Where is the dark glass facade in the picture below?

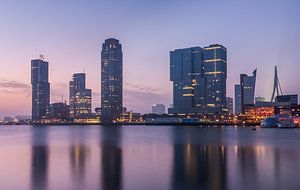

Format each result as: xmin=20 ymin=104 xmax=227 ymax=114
xmin=31 ymin=59 xmax=50 ymax=120
xmin=275 ymin=95 xmax=298 ymax=105
xmin=203 ymin=44 xmax=227 ymax=113
xmin=46 ymin=102 xmax=69 ymax=119
xmin=226 ymin=97 xmax=233 ymax=115
xmin=240 ymin=69 xmax=257 ymax=114
xmin=101 ymin=38 xmax=123 ymax=123
xmin=234 ymin=84 xmax=242 ymax=114
xmin=169 ymin=47 xmax=205 ymax=114
xmin=169 ymin=44 xmax=227 ymax=115
xmin=69 ymin=73 xmax=92 ymax=118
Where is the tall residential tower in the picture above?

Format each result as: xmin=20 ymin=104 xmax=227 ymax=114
xmin=169 ymin=44 xmax=227 ymax=115
xmin=31 ymin=57 xmax=50 ymax=121
xmin=101 ymin=38 xmax=123 ymax=123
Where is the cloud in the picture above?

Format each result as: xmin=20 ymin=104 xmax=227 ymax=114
xmin=0 ymin=79 xmax=30 ymax=89
xmin=124 ymin=82 xmax=159 ymax=92
xmin=0 ymin=79 xmax=31 ymax=97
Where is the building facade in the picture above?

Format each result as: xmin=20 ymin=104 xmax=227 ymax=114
xmin=275 ymin=95 xmax=298 ymax=105
xmin=203 ymin=44 xmax=227 ymax=113
xmin=101 ymin=38 xmax=123 ymax=123
xmin=69 ymin=73 xmax=92 ymax=119
xmin=226 ymin=97 xmax=233 ymax=115
xmin=240 ymin=69 xmax=257 ymax=114
xmin=275 ymin=104 xmax=300 ymax=116
xmin=234 ymin=84 xmax=242 ymax=114
xmin=169 ymin=47 xmax=205 ymax=114
xmin=31 ymin=58 xmax=50 ymax=121
xmin=46 ymin=102 xmax=69 ymax=120
xmin=169 ymin=44 xmax=227 ymax=115
xmin=245 ymin=106 xmax=275 ymax=121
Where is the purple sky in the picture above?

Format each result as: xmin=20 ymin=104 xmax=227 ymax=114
xmin=0 ymin=0 xmax=299 ymax=118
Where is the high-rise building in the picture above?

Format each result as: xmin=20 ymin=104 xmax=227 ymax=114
xmin=226 ymin=97 xmax=233 ymax=115
xmin=234 ymin=84 xmax=242 ymax=114
xmin=31 ymin=58 xmax=50 ymax=121
xmin=69 ymin=73 xmax=92 ymax=119
xmin=240 ymin=69 xmax=257 ymax=113
xmin=169 ymin=47 xmax=205 ymax=114
xmin=203 ymin=44 xmax=227 ymax=113
xmin=169 ymin=44 xmax=227 ymax=115
xmin=101 ymin=38 xmax=123 ymax=123
xmin=152 ymin=104 xmax=166 ymax=115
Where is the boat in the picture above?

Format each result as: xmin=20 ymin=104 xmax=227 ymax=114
xmin=261 ymin=117 xmax=278 ymax=128
xmin=278 ymin=118 xmax=296 ymax=128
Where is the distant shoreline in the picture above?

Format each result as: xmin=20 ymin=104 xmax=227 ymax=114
xmin=1 ymin=122 xmax=260 ymax=126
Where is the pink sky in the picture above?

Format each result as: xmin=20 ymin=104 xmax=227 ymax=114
xmin=0 ymin=1 xmax=299 ymax=118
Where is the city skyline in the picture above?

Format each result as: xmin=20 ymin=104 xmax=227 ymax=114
xmin=0 ymin=1 xmax=300 ymax=118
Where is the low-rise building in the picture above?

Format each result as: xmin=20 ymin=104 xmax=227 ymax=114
xmin=245 ymin=106 xmax=275 ymax=122
xmin=152 ymin=104 xmax=166 ymax=115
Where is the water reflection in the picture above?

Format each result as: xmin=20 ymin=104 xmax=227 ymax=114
xmin=100 ymin=126 xmax=123 ymax=190
xmin=18 ymin=126 xmax=300 ymax=190
xmin=31 ymin=126 xmax=49 ymax=190
xmin=170 ymin=127 xmax=227 ymax=190
xmin=69 ymin=127 xmax=90 ymax=189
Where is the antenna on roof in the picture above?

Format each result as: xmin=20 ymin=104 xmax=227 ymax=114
xmin=39 ymin=54 xmax=45 ymax=60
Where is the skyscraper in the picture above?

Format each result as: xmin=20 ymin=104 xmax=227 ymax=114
xmin=234 ymin=84 xmax=242 ymax=114
xmin=169 ymin=44 xmax=227 ymax=115
xmin=69 ymin=73 xmax=92 ymax=119
xmin=203 ymin=44 xmax=227 ymax=113
xmin=169 ymin=47 xmax=205 ymax=114
xmin=31 ymin=57 xmax=50 ymax=121
xmin=240 ymin=69 xmax=257 ymax=113
xmin=101 ymin=38 xmax=123 ymax=123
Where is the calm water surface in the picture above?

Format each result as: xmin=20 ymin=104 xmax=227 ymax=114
xmin=0 ymin=125 xmax=300 ymax=190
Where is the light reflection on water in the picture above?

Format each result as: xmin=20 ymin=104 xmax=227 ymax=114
xmin=0 ymin=125 xmax=300 ymax=190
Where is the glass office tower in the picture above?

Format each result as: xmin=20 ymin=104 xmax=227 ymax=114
xmin=31 ymin=58 xmax=50 ymax=121
xmin=240 ymin=69 xmax=257 ymax=113
xmin=69 ymin=73 xmax=92 ymax=118
xmin=203 ymin=44 xmax=227 ymax=113
xmin=101 ymin=38 xmax=123 ymax=123
xmin=169 ymin=47 xmax=205 ymax=114
xmin=169 ymin=44 xmax=227 ymax=115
